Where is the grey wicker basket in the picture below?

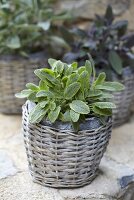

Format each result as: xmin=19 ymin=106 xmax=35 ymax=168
xmin=22 ymin=101 xmax=112 ymax=188
xmin=0 ymin=52 xmax=47 ymax=114
xmin=112 ymin=66 xmax=134 ymax=127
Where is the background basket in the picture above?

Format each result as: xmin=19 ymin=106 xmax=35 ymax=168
xmin=22 ymin=101 xmax=112 ymax=188
xmin=0 ymin=53 xmax=47 ymax=114
xmin=112 ymin=67 xmax=134 ymax=127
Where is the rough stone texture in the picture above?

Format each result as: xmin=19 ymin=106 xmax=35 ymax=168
xmin=0 ymin=113 xmax=134 ymax=199
xmin=106 ymin=120 xmax=134 ymax=170
xmin=0 ymin=172 xmax=63 ymax=200
xmin=56 ymin=0 xmax=134 ymax=30
xmin=0 ymin=150 xmax=17 ymax=179
xmin=0 ymin=115 xmax=27 ymax=171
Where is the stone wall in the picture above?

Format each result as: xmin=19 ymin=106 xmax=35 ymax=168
xmin=55 ymin=0 xmax=134 ymax=30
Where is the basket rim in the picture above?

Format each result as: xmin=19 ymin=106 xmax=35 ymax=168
xmin=23 ymin=100 xmax=112 ymax=134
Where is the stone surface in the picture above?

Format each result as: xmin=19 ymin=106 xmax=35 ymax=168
xmin=0 ymin=114 xmax=27 ymax=171
xmin=0 ymin=113 xmax=134 ymax=199
xmin=0 ymin=172 xmax=63 ymax=200
xmin=56 ymin=0 xmax=130 ymax=18
xmin=106 ymin=120 xmax=134 ymax=169
xmin=56 ymin=0 xmax=134 ymax=30
xmin=0 ymin=150 xmax=17 ymax=179
xmin=0 ymin=114 xmax=21 ymax=140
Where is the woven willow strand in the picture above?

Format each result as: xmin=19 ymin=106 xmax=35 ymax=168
xmin=113 ymin=66 xmax=134 ymax=127
xmin=0 ymin=53 xmax=46 ymax=114
xmin=22 ymin=101 xmax=112 ymax=188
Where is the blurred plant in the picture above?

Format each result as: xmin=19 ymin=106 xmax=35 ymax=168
xmin=63 ymin=5 xmax=134 ymax=80
xmin=0 ymin=0 xmax=73 ymax=56
xmin=16 ymin=58 xmax=124 ymax=130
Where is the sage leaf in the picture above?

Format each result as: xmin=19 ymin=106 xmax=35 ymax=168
xmin=108 ymin=51 xmax=123 ymax=75
xmin=94 ymin=102 xmax=116 ymax=109
xmin=87 ymin=90 xmax=102 ymax=97
xmin=48 ymin=106 xmax=61 ymax=123
xmin=37 ymin=21 xmax=50 ymax=31
xmin=48 ymin=58 xmax=57 ymax=68
xmin=29 ymin=104 xmax=46 ymax=124
xmin=79 ymin=70 xmax=89 ymax=90
xmin=92 ymin=105 xmax=112 ymax=116
xmin=64 ymin=82 xmax=80 ymax=99
xmin=36 ymin=90 xmax=54 ymax=98
xmin=62 ymin=110 xmax=71 ymax=122
xmin=70 ymin=110 xmax=80 ymax=122
xmin=15 ymin=89 xmax=33 ymax=98
xmin=39 ymin=101 xmax=48 ymax=108
xmin=26 ymin=83 xmax=39 ymax=91
xmin=39 ymin=80 xmax=48 ymax=90
xmin=49 ymin=102 xmax=56 ymax=110
xmin=93 ymin=72 xmax=106 ymax=87
xmin=95 ymin=82 xmax=125 ymax=91
xmin=7 ymin=35 xmax=21 ymax=49
xmin=66 ymin=73 xmax=79 ymax=86
xmin=70 ymin=100 xmax=90 ymax=114
xmin=71 ymin=62 xmax=78 ymax=70
xmin=85 ymin=60 xmax=92 ymax=76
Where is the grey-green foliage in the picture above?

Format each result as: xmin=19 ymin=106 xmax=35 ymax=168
xmin=16 ymin=58 xmax=124 ymax=130
xmin=0 ymin=0 xmax=71 ymax=56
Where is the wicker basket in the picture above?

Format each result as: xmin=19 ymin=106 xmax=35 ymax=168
xmin=0 ymin=52 xmax=47 ymax=114
xmin=112 ymin=66 xmax=134 ymax=127
xmin=22 ymin=101 xmax=112 ymax=188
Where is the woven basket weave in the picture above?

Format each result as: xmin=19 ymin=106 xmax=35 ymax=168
xmin=112 ymin=67 xmax=134 ymax=127
xmin=0 ymin=52 xmax=47 ymax=114
xmin=22 ymin=101 xmax=112 ymax=188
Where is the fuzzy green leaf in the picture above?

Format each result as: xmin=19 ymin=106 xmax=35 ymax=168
xmin=37 ymin=21 xmax=50 ymax=31
xmin=29 ymin=104 xmax=47 ymax=124
xmin=94 ymin=102 xmax=116 ymax=109
xmin=88 ymin=90 xmax=102 ymax=97
xmin=66 ymin=73 xmax=79 ymax=86
xmin=79 ymin=70 xmax=89 ymax=90
xmin=34 ymin=69 xmax=47 ymax=81
xmin=93 ymin=72 xmax=106 ymax=87
xmin=49 ymin=102 xmax=56 ymax=110
xmin=85 ymin=60 xmax=92 ymax=76
xmin=70 ymin=110 xmax=80 ymax=122
xmin=7 ymin=35 xmax=21 ymax=49
xmin=95 ymin=82 xmax=125 ymax=91
xmin=28 ymin=92 xmax=38 ymax=102
xmin=48 ymin=106 xmax=61 ymax=123
xmin=65 ymin=66 xmax=73 ymax=76
xmin=99 ymin=92 xmax=114 ymax=99
xmin=39 ymin=80 xmax=48 ymax=90
xmin=62 ymin=110 xmax=71 ymax=122
xmin=26 ymin=83 xmax=39 ymax=91
xmin=78 ymin=67 xmax=86 ymax=74
xmin=70 ymin=100 xmax=90 ymax=114
xmin=15 ymin=89 xmax=33 ymax=98
xmin=36 ymin=90 xmax=54 ymax=98
xmin=108 ymin=51 xmax=123 ymax=75
xmin=39 ymin=101 xmax=48 ymax=108
xmin=71 ymin=62 xmax=78 ymax=70
xmin=54 ymin=60 xmax=64 ymax=74
xmin=92 ymin=105 xmax=112 ymax=116
xmin=64 ymin=82 xmax=80 ymax=99
xmin=48 ymin=58 xmax=57 ymax=68
xmin=39 ymin=70 xmax=60 ymax=85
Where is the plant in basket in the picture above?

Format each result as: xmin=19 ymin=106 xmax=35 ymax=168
xmin=63 ymin=5 xmax=134 ymax=126
xmin=16 ymin=57 xmax=124 ymax=188
xmin=0 ymin=0 xmax=72 ymax=114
